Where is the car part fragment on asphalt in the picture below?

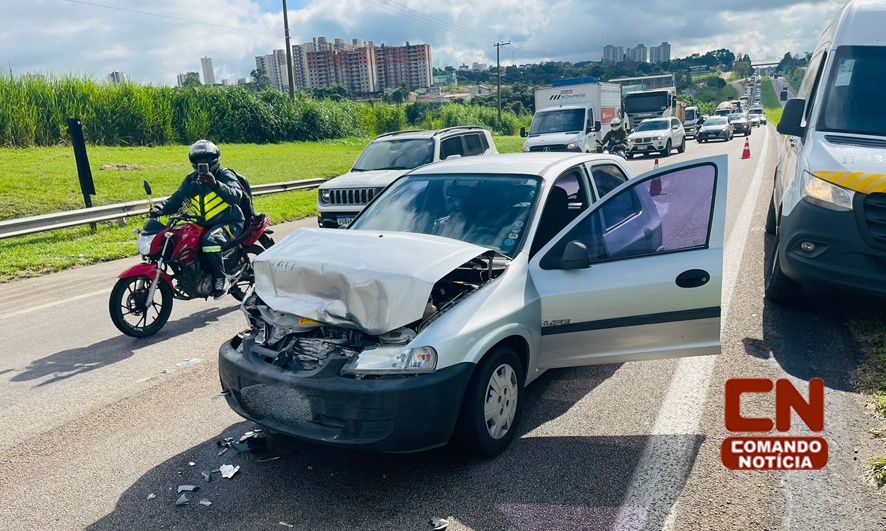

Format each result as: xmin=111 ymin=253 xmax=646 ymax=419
xmin=431 ymin=517 xmax=449 ymax=530
xmin=219 ymin=464 xmax=240 ymax=479
xmin=257 ymin=456 xmax=280 ymax=463
xmin=175 ymin=494 xmax=190 ymax=506
xmin=201 ymin=471 xmax=212 ymax=482
xmin=178 ymin=358 xmax=201 ymax=366
xmin=177 ymin=485 xmax=198 ymax=493
xmin=199 ymin=499 xmax=212 ymax=506
xmin=146 ymin=493 xmax=156 ymax=500
xmin=279 ymin=523 xmax=294 ymax=528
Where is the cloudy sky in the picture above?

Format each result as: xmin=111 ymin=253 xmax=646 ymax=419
xmin=2 ymin=0 xmax=846 ymax=86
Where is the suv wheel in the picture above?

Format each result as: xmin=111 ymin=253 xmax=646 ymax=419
xmin=765 ymin=234 xmax=802 ymax=304
xmin=662 ymin=140 xmax=672 ymax=157
xmin=677 ymin=136 xmax=686 ymax=154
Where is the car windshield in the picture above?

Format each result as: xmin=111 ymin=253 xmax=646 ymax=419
xmin=635 ymin=120 xmax=668 ymax=132
xmin=748 ymin=108 xmax=763 ymax=115
xmin=728 ymin=113 xmax=745 ymax=121
xmin=685 ymin=109 xmax=697 ymax=120
xmin=352 ymin=138 xmax=434 ymax=171
xmin=817 ymin=45 xmax=886 ymax=136
xmin=705 ymin=117 xmax=727 ymax=126
xmin=349 ymin=173 xmax=542 ymax=257
xmin=528 ymin=108 xmax=586 ymax=135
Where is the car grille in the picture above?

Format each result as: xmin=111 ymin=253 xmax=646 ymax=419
xmin=633 ymin=137 xmax=656 ymax=144
xmin=529 ymin=144 xmax=569 ymax=152
xmin=328 ymin=188 xmax=379 ymax=205
xmin=863 ymin=193 xmax=886 ymax=248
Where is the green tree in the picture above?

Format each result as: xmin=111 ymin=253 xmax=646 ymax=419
xmin=181 ymin=76 xmax=202 ymax=88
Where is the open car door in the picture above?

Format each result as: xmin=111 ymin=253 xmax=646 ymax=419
xmin=528 ymin=155 xmax=727 ymax=368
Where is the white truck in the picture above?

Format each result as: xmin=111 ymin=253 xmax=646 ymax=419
xmin=622 ymin=87 xmax=680 ymax=129
xmin=520 ymin=81 xmax=623 ymax=153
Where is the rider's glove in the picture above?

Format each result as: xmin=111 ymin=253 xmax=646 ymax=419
xmin=197 ymin=172 xmax=218 ymax=189
xmin=147 ymin=205 xmax=163 ymax=218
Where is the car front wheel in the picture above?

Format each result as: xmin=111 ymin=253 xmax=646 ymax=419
xmin=454 ymin=346 xmax=524 ymax=457
xmin=661 ymin=140 xmax=672 ymax=157
xmin=765 ymin=234 xmax=802 ymax=304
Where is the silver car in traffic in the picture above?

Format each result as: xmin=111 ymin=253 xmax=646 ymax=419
xmin=219 ymin=153 xmax=728 ymax=457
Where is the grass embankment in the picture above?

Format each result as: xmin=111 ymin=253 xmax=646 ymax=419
xmin=0 ymin=136 xmax=525 ymax=282
xmin=850 ymin=313 xmax=886 ymax=487
xmin=760 ymin=77 xmax=783 ymax=125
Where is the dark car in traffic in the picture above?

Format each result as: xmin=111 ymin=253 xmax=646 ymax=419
xmin=696 ymin=116 xmax=734 ymax=143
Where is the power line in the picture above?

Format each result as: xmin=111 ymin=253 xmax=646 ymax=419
xmin=60 ymin=0 xmax=277 ymax=36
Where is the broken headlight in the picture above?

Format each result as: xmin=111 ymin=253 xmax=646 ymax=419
xmin=340 ymin=345 xmax=437 ymax=376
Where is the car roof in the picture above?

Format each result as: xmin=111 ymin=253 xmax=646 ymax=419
xmin=372 ymin=126 xmax=490 ymax=141
xmin=407 ymin=152 xmax=632 ymax=181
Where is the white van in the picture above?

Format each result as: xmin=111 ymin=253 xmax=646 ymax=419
xmin=767 ymin=0 xmax=886 ymax=302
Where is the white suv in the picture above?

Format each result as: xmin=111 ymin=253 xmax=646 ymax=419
xmin=317 ymin=127 xmax=498 ymax=227
xmin=625 ymin=117 xmax=686 ymax=159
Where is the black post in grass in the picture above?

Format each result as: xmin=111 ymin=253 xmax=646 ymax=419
xmin=67 ymin=117 xmax=95 ymax=210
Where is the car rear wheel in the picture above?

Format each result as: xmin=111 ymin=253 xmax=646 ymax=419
xmin=677 ymin=136 xmax=686 ymax=153
xmin=454 ymin=346 xmax=524 ymax=457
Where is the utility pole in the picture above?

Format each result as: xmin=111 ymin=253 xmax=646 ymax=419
xmin=282 ymin=0 xmax=296 ymax=102
xmin=495 ymin=41 xmax=511 ymax=125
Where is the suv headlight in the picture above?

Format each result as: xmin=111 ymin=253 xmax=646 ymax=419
xmin=803 ymin=171 xmax=855 ymax=211
xmin=566 ymin=142 xmax=577 ymax=150
xmin=319 ymin=189 xmax=331 ymax=204
xmin=522 ymin=146 xmax=531 ymax=152
xmin=341 ymin=345 xmax=437 ymax=376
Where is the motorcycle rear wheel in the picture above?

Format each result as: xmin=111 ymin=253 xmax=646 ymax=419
xmin=109 ymin=275 xmax=174 ymax=337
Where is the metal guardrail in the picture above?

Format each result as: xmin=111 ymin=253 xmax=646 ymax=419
xmin=0 ymin=178 xmax=326 ymax=240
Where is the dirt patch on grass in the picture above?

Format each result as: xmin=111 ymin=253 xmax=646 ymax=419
xmin=100 ymin=163 xmax=142 ymax=171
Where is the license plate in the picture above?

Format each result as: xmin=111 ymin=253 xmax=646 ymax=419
xmin=337 ymin=216 xmax=354 ymax=226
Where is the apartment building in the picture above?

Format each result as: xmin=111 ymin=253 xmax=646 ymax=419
xmin=201 ymin=57 xmax=216 ymax=85
xmin=603 ymin=41 xmax=671 ymax=63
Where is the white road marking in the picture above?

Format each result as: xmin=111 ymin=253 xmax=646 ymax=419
xmin=0 ymin=288 xmax=111 ymax=320
xmin=613 ymin=127 xmax=771 ymax=530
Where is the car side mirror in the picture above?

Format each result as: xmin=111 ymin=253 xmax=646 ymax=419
xmin=593 ymin=121 xmax=601 ymax=133
xmin=520 ymin=127 xmax=527 ymax=138
xmin=561 ymin=240 xmax=590 ymax=270
xmin=777 ymin=98 xmax=806 ymax=137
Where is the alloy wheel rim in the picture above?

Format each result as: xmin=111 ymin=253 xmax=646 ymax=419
xmin=484 ymin=364 xmax=518 ymax=440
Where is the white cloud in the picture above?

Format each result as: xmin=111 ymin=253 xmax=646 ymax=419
xmin=0 ymin=0 xmax=847 ymax=85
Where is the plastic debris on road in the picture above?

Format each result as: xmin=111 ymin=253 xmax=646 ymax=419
xmin=279 ymin=523 xmax=294 ymax=528
xmin=146 ymin=493 xmax=156 ymax=500
xmin=431 ymin=517 xmax=449 ymax=530
xmin=199 ymin=499 xmax=212 ymax=506
xmin=257 ymin=456 xmax=280 ymax=463
xmin=178 ymin=358 xmax=201 ymax=366
xmin=178 ymin=485 xmax=199 ymax=493
xmin=188 ymin=461 xmax=196 ymax=466
xmin=201 ymin=471 xmax=212 ymax=482
xmin=219 ymin=464 xmax=240 ymax=479
xmin=176 ymin=494 xmax=190 ymax=506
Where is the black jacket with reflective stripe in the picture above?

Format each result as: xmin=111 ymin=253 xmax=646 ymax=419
xmin=160 ymin=168 xmax=245 ymax=226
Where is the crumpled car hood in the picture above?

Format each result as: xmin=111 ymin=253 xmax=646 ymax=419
xmin=253 ymin=228 xmax=492 ymax=335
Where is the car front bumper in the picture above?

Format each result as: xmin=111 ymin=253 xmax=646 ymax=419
xmin=218 ymin=336 xmax=475 ymax=452
xmin=698 ymin=130 xmax=730 ymax=141
xmin=778 ymin=199 xmax=886 ymax=296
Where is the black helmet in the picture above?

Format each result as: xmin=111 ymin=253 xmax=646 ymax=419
xmin=188 ymin=139 xmax=221 ymax=174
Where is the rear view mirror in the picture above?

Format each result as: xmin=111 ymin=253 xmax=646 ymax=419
xmin=520 ymin=127 xmax=527 ymax=138
xmin=594 ymin=121 xmax=601 ymax=132
xmin=777 ymin=98 xmax=806 ymax=137
xmin=561 ymin=240 xmax=590 ymax=270
xmin=143 ymin=180 xmax=152 ymax=196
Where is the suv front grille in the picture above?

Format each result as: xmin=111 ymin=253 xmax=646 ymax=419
xmin=328 ymin=188 xmax=378 ymax=205
xmin=863 ymin=193 xmax=886 ymax=248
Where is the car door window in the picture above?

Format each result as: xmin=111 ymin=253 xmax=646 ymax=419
xmin=541 ymin=163 xmax=717 ymax=268
xmin=440 ymin=137 xmax=465 ymax=159
xmin=463 ymin=134 xmax=485 ymax=156
xmin=530 ymin=167 xmax=590 ymax=256
xmin=589 ymin=164 xmax=629 ymax=201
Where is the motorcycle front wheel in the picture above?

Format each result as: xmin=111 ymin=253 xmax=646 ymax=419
xmin=229 ymin=244 xmax=264 ymax=302
xmin=109 ymin=275 xmax=174 ymax=337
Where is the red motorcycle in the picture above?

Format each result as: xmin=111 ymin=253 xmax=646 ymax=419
xmin=109 ymin=182 xmax=274 ymax=337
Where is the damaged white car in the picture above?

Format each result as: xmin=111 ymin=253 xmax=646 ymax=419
xmin=219 ymin=153 xmax=728 ymax=456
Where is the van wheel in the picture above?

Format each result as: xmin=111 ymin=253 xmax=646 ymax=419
xmin=454 ymin=346 xmax=524 ymax=457
xmin=765 ymin=195 xmax=777 ymax=235
xmin=765 ymin=235 xmax=801 ymax=304
xmin=662 ymin=140 xmax=672 ymax=157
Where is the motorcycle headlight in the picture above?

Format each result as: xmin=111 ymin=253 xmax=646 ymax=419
xmin=341 ymin=345 xmax=437 ymax=376
xmin=319 ymin=189 xmax=331 ymax=204
xmin=137 ymin=233 xmax=156 ymax=256
xmin=803 ymin=171 xmax=854 ymax=211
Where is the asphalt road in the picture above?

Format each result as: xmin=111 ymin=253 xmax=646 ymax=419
xmin=1 ymin=129 xmax=884 ymax=531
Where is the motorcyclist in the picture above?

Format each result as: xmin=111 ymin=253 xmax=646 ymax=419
xmin=600 ymin=118 xmax=627 ymax=156
xmin=152 ymin=140 xmax=245 ymax=299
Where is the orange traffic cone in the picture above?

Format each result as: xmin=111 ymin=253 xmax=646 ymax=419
xmin=741 ymin=137 xmax=751 ymax=159
xmin=649 ymin=159 xmax=663 ymax=196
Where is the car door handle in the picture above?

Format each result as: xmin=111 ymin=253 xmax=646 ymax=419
xmin=675 ymin=269 xmax=710 ymax=288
